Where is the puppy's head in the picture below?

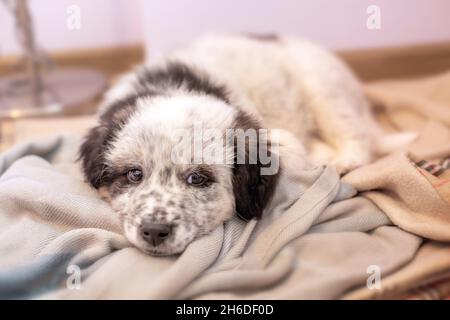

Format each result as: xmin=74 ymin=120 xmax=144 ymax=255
xmin=79 ymin=93 xmax=279 ymax=256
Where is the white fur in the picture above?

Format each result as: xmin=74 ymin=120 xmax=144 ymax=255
xmin=104 ymin=93 xmax=237 ymax=255
xmin=167 ymin=34 xmax=392 ymax=173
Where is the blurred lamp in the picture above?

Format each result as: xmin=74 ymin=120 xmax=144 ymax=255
xmin=0 ymin=0 xmax=107 ymax=119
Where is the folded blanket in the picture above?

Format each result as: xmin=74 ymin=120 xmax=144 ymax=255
xmin=0 ymin=134 xmax=421 ymax=299
xmin=1 ymin=71 xmax=450 ymax=300
xmin=342 ymin=71 xmax=450 ymax=299
xmin=400 ymin=271 xmax=450 ymax=300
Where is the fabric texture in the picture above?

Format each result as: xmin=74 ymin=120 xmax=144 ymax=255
xmin=342 ymin=71 xmax=450 ymax=299
xmin=0 ymin=134 xmax=421 ymax=299
xmin=1 ymin=71 xmax=450 ymax=299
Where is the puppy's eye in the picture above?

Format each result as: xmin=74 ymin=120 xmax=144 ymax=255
xmin=186 ymin=172 xmax=207 ymax=186
xmin=127 ymin=169 xmax=143 ymax=183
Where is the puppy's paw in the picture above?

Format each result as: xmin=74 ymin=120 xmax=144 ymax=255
xmin=331 ymin=150 xmax=372 ymax=175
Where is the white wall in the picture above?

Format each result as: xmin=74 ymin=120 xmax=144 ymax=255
xmin=0 ymin=0 xmax=142 ymax=55
xmin=1 ymin=0 xmax=450 ymax=57
xmin=141 ymin=0 xmax=450 ymax=57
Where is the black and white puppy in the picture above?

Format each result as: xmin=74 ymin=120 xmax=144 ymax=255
xmin=79 ymin=35 xmax=401 ymax=256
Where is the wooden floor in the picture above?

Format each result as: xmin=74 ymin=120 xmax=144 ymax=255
xmin=338 ymin=41 xmax=450 ymax=81
xmin=2 ymin=41 xmax=450 ymax=86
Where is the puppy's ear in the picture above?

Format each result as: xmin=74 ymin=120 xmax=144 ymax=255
xmin=231 ymin=111 xmax=280 ymax=220
xmin=78 ymin=124 xmax=110 ymax=189
xmin=232 ymin=161 xmax=279 ymax=220
xmin=78 ymin=96 xmax=138 ymax=188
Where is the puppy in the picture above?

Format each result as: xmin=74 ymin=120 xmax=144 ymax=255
xmin=79 ymin=35 xmax=385 ymax=256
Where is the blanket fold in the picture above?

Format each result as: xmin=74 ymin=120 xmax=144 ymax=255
xmin=1 ymin=70 xmax=450 ymax=299
xmin=343 ymin=70 xmax=450 ymax=299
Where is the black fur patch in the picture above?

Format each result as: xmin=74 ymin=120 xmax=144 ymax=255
xmin=231 ymin=111 xmax=280 ymax=221
xmin=244 ymin=33 xmax=280 ymax=42
xmin=79 ymin=62 xmax=229 ymax=189
xmin=78 ymin=95 xmax=140 ymax=188
xmin=136 ymin=62 xmax=230 ymax=103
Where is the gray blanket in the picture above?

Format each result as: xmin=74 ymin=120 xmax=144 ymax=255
xmin=0 ymin=134 xmax=421 ymax=299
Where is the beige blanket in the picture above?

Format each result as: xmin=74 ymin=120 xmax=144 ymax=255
xmin=343 ymin=71 xmax=450 ymax=299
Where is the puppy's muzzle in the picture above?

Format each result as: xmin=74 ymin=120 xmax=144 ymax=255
xmin=140 ymin=217 xmax=172 ymax=246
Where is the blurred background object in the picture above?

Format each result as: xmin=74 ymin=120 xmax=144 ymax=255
xmin=0 ymin=0 xmax=106 ymax=120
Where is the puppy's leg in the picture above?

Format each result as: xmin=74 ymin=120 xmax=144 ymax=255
xmin=309 ymin=139 xmax=336 ymax=165
xmin=310 ymin=95 xmax=374 ymax=174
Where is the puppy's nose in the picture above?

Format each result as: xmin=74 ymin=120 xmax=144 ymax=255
xmin=140 ymin=221 xmax=171 ymax=246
